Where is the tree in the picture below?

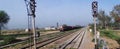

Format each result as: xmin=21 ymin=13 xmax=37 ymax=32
xmin=97 ymin=10 xmax=111 ymax=29
xmin=0 ymin=10 xmax=10 ymax=34
xmin=110 ymin=4 xmax=120 ymax=27
xmin=110 ymin=4 xmax=120 ymax=22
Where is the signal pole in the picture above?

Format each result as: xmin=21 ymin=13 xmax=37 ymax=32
xmin=24 ymin=0 xmax=32 ymax=49
xmin=92 ymin=0 xmax=98 ymax=49
xmin=24 ymin=0 xmax=37 ymax=49
xmin=30 ymin=0 xmax=37 ymax=49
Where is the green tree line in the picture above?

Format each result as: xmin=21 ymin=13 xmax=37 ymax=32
xmin=0 ymin=10 xmax=10 ymax=35
xmin=96 ymin=4 xmax=120 ymax=30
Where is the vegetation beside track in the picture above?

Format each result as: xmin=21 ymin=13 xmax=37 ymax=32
xmin=0 ymin=33 xmax=31 ymax=39
xmin=0 ymin=33 xmax=32 ymax=46
xmin=100 ymin=30 xmax=120 ymax=44
xmin=0 ymin=28 xmax=80 ymax=49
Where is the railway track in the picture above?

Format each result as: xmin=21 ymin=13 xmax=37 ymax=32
xmin=21 ymin=30 xmax=79 ymax=49
xmin=57 ymin=28 xmax=87 ymax=49
xmin=0 ymin=28 xmax=84 ymax=49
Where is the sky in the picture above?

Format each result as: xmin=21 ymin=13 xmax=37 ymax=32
xmin=0 ymin=0 xmax=120 ymax=29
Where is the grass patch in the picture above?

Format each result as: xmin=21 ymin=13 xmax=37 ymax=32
xmin=0 ymin=33 xmax=31 ymax=40
xmin=0 ymin=36 xmax=17 ymax=46
xmin=100 ymin=30 xmax=120 ymax=44
xmin=0 ymin=33 xmax=31 ymax=46
xmin=100 ymin=30 xmax=120 ymax=40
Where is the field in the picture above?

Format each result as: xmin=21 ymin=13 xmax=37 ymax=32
xmin=0 ymin=29 xmax=58 ymax=47
xmin=100 ymin=30 xmax=120 ymax=48
xmin=0 ymin=29 xmax=80 ymax=49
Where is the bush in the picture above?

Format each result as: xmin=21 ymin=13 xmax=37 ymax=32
xmin=100 ymin=30 xmax=120 ymax=45
xmin=0 ymin=42 xmax=6 ymax=46
xmin=116 ymin=39 xmax=120 ymax=44
xmin=0 ymin=36 xmax=16 ymax=46
xmin=3 ymin=36 xmax=16 ymax=44
xmin=100 ymin=30 xmax=119 ymax=40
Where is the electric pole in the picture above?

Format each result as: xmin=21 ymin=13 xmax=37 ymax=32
xmin=24 ymin=0 xmax=32 ymax=49
xmin=92 ymin=0 xmax=98 ymax=49
xmin=24 ymin=0 xmax=37 ymax=49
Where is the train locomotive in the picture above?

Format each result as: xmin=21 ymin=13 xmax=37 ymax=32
xmin=59 ymin=25 xmax=82 ymax=32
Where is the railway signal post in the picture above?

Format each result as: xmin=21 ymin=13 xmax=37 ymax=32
xmin=30 ymin=0 xmax=37 ymax=49
xmin=92 ymin=1 xmax=98 ymax=49
xmin=24 ymin=0 xmax=37 ymax=49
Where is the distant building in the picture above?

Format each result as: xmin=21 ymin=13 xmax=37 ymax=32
xmin=44 ymin=26 xmax=56 ymax=30
xmin=25 ymin=28 xmax=29 ymax=32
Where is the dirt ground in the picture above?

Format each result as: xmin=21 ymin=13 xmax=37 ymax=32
xmin=102 ymin=37 xmax=119 ymax=49
xmin=78 ymin=30 xmax=94 ymax=49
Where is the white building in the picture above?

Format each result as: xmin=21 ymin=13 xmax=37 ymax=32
xmin=44 ymin=26 xmax=56 ymax=30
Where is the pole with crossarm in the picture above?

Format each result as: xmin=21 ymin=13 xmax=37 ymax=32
xmin=92 ymin=0 xmax=98 ymax=49
xmin=24 ymin=0 xmax=37 ymax=49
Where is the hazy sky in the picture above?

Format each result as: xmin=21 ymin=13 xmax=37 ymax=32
xmin=0 ymin=0 xmax=120 ymax=29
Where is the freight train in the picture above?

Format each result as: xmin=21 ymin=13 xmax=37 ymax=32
xmin=59 ymin=25 xmax=82 ymax=32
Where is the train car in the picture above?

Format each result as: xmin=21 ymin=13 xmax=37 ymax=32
xmin=59 ymin=25 xmax=83 ymax=32
xmin=59 ymin=25 xmax=73 ymax=32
